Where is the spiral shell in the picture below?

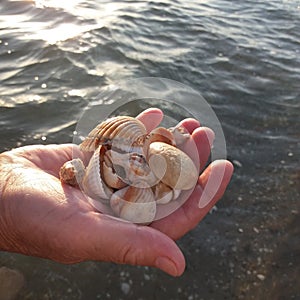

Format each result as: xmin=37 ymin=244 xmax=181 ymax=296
xmin=59 ymin=158 xmax=86 ymax=187
xmin=80 ymin=116 xmax=147 ymax=152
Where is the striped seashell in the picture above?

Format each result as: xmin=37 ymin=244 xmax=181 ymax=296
xmin=142 ymin=127 xmax=176 ymax=157
xmin=102 ymin=152 xmax=128 ymax=189
xmin=110 ymin=186 xmax=156 ymax=224
xmin=59 ymin=158 xmax=86 ymax=187
xmin=152 ymin=181 xmax=181 ymax=205
xmin=81 ymin=145 xmax=113 ymax=203
xmin=104 ymin=150 xmax=159 ymax=188
xmin=80 ymin=116 xmax=147 ymax=153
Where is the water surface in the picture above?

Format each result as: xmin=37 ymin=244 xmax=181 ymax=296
xmin=0 ymin=0 xmax=299 ymax=299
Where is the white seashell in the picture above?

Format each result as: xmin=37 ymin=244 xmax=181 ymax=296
xmin=59 ymin=158 xmax=86 ymax=186
xmin=106 ymin=150 xmax=159 ymax=188
xmin=81 ymin=146 xmax=113 ymax=203
xmin=102 ymin=151 xmax=127 ymax=189
xmin=153 ymin=181 xmax=181 ymax=205
xmin=80 ymin=116 xmax=147 ymax=152
xmin=149 ymin=127 xmax=176 ymax=145
xmin=168 ymin=126 xmax=190 ymax=146
xmin=143 ymin=127 xmax=176 ymax=157
xmin=147 ymin=142 xmax=198 ymax=190
xmin=110 ymin=186 xmax=156 ymax=224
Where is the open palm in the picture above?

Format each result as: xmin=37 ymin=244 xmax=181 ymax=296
xmin=0 ymin=108 xmax=233 ymax=276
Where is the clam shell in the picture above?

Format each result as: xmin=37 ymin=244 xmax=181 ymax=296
xmin=153 ymin=181 xmax=181 ymax=205
xmin=143 ymin=127 xmax=176 ymax=157
xmin=106 ymin=150 xmax=158 ymax=188
xmin=102 ymin=151 xmax=127 ymax=189
xmin=149 ymin=127 xmax=176 ymax=145
xmin=81 ymin=146 xmax=113 ymax=202
xmin=80 ymin=116 xmax=147 ymax=152
xmin=110 ymin=186 xmax=156 ymax=224
xmin=147 ymin=142 xmax=198 ymax=190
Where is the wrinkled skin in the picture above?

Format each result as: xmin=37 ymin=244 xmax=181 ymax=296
xmin=0 ymin=108 xmax=233 ymax=276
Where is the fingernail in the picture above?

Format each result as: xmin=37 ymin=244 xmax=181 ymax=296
xmin=155 ymin=257 xmax=178 ymax=276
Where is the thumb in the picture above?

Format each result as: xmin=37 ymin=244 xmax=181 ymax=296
xmin=73 ymin=212 xmax=186 ymax=276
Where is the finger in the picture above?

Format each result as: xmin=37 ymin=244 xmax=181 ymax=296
xmin=197 ymin=159 xmax=234 ymax=208
xmin=69 ymin=212 xmax=185 ymax=276
xmin=173 ymin=118 xmax=214 ymax=170
xmin=136 ymin=108 xmax=163 ymax=133
xmin=192 ymin=127 xmax=215 ymax=172
xmin=151 ymin=160 xmax=233 ymax=240
xmin=176 ymin=118 xmax=200 ymax=134
xmin=177 ymin=126 xmax=214 ymax=172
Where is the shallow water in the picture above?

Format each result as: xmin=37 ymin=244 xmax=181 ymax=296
xmin=0 ymin=0 xmax=299 ymax=299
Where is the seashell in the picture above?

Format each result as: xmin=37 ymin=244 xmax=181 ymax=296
xmin=147 ymin=126 xmax=176 ymax=145
xmin=143 ymin=127 xmax=176 ymax=157
xmin=110 ymin=186 xmax=156 ymax=224
xmin=169 ymin=126 xmax=190 ymax=146
xmin=147 ymin=142 xmax=198 ymax=190
xmin=153 ymin=181 xmax=181 ymax=205
xmin=59 ymin=158 xmax=86 ymax=187
xmin=81 ymin=145 xmax=113 ymax=203
xmin=102 ymin=150 xmax=127 ymax=189
xmin=80 ymin=116 xmax=147 ymax=152
xmin=105 ymin=150 xmax=158 ymax=188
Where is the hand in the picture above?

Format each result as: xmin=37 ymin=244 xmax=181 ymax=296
xmin=0 ymin=108 xmax=233 ymax=276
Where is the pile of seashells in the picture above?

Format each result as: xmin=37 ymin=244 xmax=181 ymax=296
xmin=59 ymin=115 xmax=198 ymax=224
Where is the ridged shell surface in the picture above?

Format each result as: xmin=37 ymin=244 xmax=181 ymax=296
xmin=81 ymin=146 xmax=113 ymax=202
xmin=110 ymin=186 xmax=156 ymax=224
xmin=80 ymin=116 xmax=147 ymax=152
